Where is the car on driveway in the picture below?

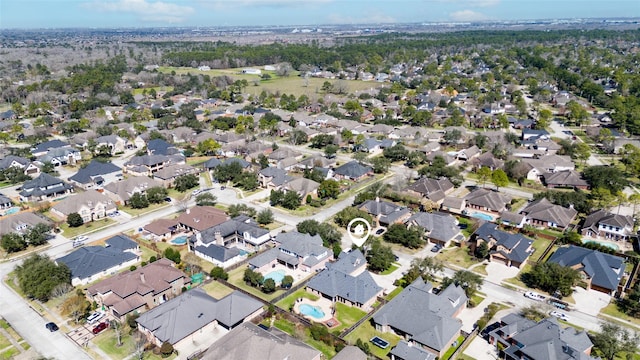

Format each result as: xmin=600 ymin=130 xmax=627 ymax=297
xmin=86 ymin=311 xmax=105 ymax=325
xmin=45 ymin=322 xmax=59 ymax=332
xmin=92 ymin=321 xmax=109 ymax=334
xmin=430 ymin=244 xmax=442 ymax=253
xmin=164 ymin=197 xmax=172 ymax=203
xmin=550 ymin=310 xmax=569 ymax=321
xmin=375 ymin=228 xmax=385 ymax=236
xmin=524 ymin=291 xmax=546 ymax=301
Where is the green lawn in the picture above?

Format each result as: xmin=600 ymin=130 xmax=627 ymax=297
xmin=201 ymin=172 xmax=213 ymax=187
xmin=201 ymin=281 xmax=235 ymax=299
xmin=385 ymin=286 xmax=404 ymax=301
xmin=264 ymin=221 xmax=284 ymax=231
xmin=600 ymin=302 xmax=640 ymax=327
xmin=1 ymin=348 xmax=19 ymax=359
xmin=0 ymin=333 xmax=11 ymax=351
xmin=228 ymin=265 xmax=285 ymax=301
xmin=121 ymin=202 xmax=168 ymax=217
xmin=93 ymin=331 xmax=135 ymax=360
xmin=472 ymin=264 xmax=488 ymax=275
xmin=333 ymin=302 xmax=367 ymax=333
xmin=441 ymin=335 xmax=465 ymax=360
xmin=58 ymin=218 xmax=116 ymax=239
xmin=269 ymin=318 xmax=336 ymax=359
xmin=344 ymin=319 xmax=402 ymax=359
xmin=438 ymin=246 xmax=481 ymax=269
xmin=529 ymin=238 xmax=553 ymax=263
xmin=470 ymin=294 xmax=486 ymax=307
xmin=503 ymin=264 xmax=531 ymax=289
xmin=275 ymin=289 xmax=319 ymax=311
xmin=380 ymin=263 xmax=399 ymax=275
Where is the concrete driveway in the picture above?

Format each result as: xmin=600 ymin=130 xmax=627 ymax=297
xmin=463 ymin=335 xmax=499 ymax=360
xmin=484 ymin=262 xmax=521 ymax=284
xmin=571 ymin=287 xmax=611 ymax=316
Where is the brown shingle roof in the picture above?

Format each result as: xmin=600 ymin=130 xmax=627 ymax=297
xmin=177 ymin=206 xmax=229 ymax=232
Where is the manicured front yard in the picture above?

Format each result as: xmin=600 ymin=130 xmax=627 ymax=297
xmin=441 ymin=335 xmax=465 ymax=360
xmin=121 ymin=202 xmax=169 ymax=217
xmin=438 ymin=245 xmax=481 ymax=269
xmin=380 ymin=263 xmax=399 ymax=275
xmin=385 ymin=286 xmax=403 ymax=301
xmin=58 ymin=218 xmax=116 ymax=238
xmin=201 ymin=280 xmax=235 ymax=299
xmin=93 ymin=331 xmax=135 ymax=360
xmin=600 ymin=302 xmax=640 ymax=327
xmin=275 ymin=289 xmax=319 ymax=311
xmin=344 ymin=319 xmax=402 ymax=359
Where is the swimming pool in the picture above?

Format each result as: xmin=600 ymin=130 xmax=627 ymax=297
xmin=583 ymin=240 xmax=619 ymax=251
xmin=3 ymin=207 xmax=18 ymax=216
xmin=469 ymin=211 xmax=494 ymax=221
xmin=170 ymin=236 xmax=188 ymax=245
xmin=264 ymin=269 xmax=286 ymax=284
xmin=299 ymin=304 xmax=325 ymax=319
xmin=239 ymin=249 xmax=249 ymax=256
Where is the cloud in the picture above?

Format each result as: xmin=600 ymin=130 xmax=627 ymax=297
xmin=436 ymin=0 xmax=500 ymax=7
xmin=87 ymin=0 xmax=194 ymax=23
xmin=327 ymin=12 xmax=396 ymax=24
xmin=449 ymin=9 xmax=489 ymax=21
xmin=198 ymin=0 xmax=331 ymax=10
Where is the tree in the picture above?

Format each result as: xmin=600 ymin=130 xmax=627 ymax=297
xmin=310 ymin=134 xmax=335 ymax=149
xmin=522 ymin=262 xmax=581 ymax=297
xmin=210 ymin=266 xmax=229 ymax=281
xmin=318 ymin=179 xmax=340 ymax=199
xmin=441 ymin=270 xmax=483 ymax=298
xmin=227 ymin=204 xmax=257 ymax=218
xmin=281 ymin=275 xmax=294 ymax=289
xmin=196 ymin=139 xmax=220 ymax=156
xmin=396 ymin=257 xmax=444 ymax=287
xmin=383 ymin=144 xmax=409 ymax=162
xmin=366 ymin=239 xmax=395 ymax=272
xmin=619 ymin=282 xmax=640 ymax=318
xmin=334 ymin=207 xmax=373 ymax=228
xmin=282 ymin=191 xmax=301 ymax=210
xmin=174 ymin=174 xmax=199 ymax=192
xmin=146 ymin=187 xmax=168 ymax=204
xmin=591 ymin=322 xmax=639 ymax=360
xmin=491 ymin=169 xmax=509 ymax=190
xmin=477 ymin=167 xmax=492 ymax=188
xmin=25 ymin=223 xmax=51 ymax=246
xmin=475 ymin=242 xmax=489 ymax=259
xmin=584 ymin=166 xmax=628 ymax=194
xmin=262 ymin=278 xmax=276 ymax=293
xmin=444 ymin=128 xmax=462 ymax=145
xmin=520 ymin=305 xmax=547 ymax=322
xmin=163 ymin=247 xmax=181 ymax=264
xmin=67 ymin=212 xmax=84 ymax=227
xmin=383 ymin=224 xmax=425 ymax=249
xmin=256 ymin=209 xmax=274 ymax=225
xmin=61 ymin=292 xmax=91 ymax=324
xmin=243 ymin=268 xmax=263 ymax=287
xmin=160 ymin=341 xmax=174 ymax=357
xmin=15 ymin=254 xmax=71 ymax=302
xmin=370 ymin=157 xmax=390 ymax=174
xmin=195 ymin=192 xmax=217 ymax=206
xmin=1 ymin=233 xmax=27 ymax=253
xmin=296 ymin=220 xmax=342 ymax=247
xmin=129 ymin=192 xmax=149 ymax=209
xmin=324 ymin=144 xmax=339 ymax=158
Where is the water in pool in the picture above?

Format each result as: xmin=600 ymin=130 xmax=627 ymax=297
xmin=299 ymin=304 xmax=325 ymax=319
xmin=171 ymin=236 xmax=188 ymax=245
xmin=264 ymin=269 xmax=286 ymax=284
xmin=583 ymin=240 xmax=619 ymax=251
xmin=3 ymin=208 xmax=18 ymax=216
xmin=470 ymin=212 xmax=493 ymax=221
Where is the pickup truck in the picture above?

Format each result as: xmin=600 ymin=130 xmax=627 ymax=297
xmin=524 ymin=291 xmax=546 ymax=301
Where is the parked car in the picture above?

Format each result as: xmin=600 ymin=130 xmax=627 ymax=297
xmin=220 ymin=186 xmax=226 ymax=190
xmin=86 ymin=311 xmax=105 ymax=324
xmin=375 ymin=228 xmax=385 ymax=236
xmin=75 ymin=235 xmax=89 ymax=242
xmin=45 ymin=322 xmax=59 ymax=332
xmin=524 ymin=291 xmax=546 ymax=301
xmin=92 ymin=321 xmax=109 ymax=334
xmin=430 ymin=244 xmax=443 ymax=253
xmin=164 ymin=197 xmax=172 ymax=203
xmin=550 ymin=310 xmax=570 ymax=321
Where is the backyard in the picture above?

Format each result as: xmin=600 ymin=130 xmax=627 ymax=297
xmin=275 ymin=289 xmax=320 ymax=311
xmin=227 ymin=265 xmax=286 ymax=301
xmin=201 ymin=280 xmax=235 ymax=300
xmin=344 ymin=319 xmax=402 ymax=359
xmin=332 ymin=302 xmax=367 ymax=334
xmin=265 ymin=317 xmax=337 ymax=359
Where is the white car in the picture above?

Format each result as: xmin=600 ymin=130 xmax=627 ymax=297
xmin=524 ymin=291 xmax=546 ymax=301
xmin=550 ymin=310 xmax=569 ymax=321
xmin=86 ymin=311 xmax=105 ymax=324
xmin=75 ymin=236 xmax=89 ymax=242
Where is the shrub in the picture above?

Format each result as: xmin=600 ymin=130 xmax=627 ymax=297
xmin=67 ymin=212 xmax=84 ymax=227
xmin=160 ymin=341 xmax=174 ymax=357
xmin=210 ymin=266 xmax=229 ymax=281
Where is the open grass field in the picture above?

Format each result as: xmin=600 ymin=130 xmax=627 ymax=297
xmin=157 ymin=66 xmax=381 ymax=98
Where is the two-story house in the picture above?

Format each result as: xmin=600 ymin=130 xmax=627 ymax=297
xmin=581 ymin=210 xmax=634 ymax=242
xmin=103 ymin=176 xmax=163 ymax=205
xmin=18 ymin=173 xmax=74 ymax=202
xmin=248 ymin=232 xmax=332 ymax=274
xmin=51 ymin=190 xmax=117 ymax=223
xmin=68 ymin=160 xmax=122 ymax=190
xmin=472 ymin=222 xmax=534 ymax=268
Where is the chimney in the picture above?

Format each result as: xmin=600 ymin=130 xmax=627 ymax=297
xmin=140 ymin=272 xmax=145 ymax=283
xmin=215 ymin=230 xmax=223 ymax=246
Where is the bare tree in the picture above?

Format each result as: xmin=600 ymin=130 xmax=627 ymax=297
xmin=110 ymin=319 xmax=123 ymax=347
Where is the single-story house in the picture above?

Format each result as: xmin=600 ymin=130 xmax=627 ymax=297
xmin=405 ymin=177 xmax=454 ymax=205
xmin=519 ymin=198 xmax=577 ymax=230
xmin=333 ymin=161 xmax=373 ymax=181
xmin=406 ymin=212 xmax=464 ymax=247
xmin=68 ymin=160 xmax=122 ymax=190
xmin=465 ymin=188 xmax=510 ymax=215
xmin=472 ymin=222 xmax=533 ymax=268
xmin=359 ymin=199 xmax=412 ymax=227
xmin=142 ymin=219 xmax=179 ymax=242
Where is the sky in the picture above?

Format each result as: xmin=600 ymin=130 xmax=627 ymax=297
xmin=1 ymin=0 xmax=639 ymax=29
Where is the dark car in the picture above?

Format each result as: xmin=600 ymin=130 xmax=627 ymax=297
xmin=45 ymin=322 xmax=59 ymax=332
xmin=375 ymin=228 xmax=385 ymax=235
xmin=92 ymin=321 xmax=109 ymax=334
xmin=164 ymin=197 xmax=172 ymax=203
xmin=431 ymin=244 xmax=442 ymax=253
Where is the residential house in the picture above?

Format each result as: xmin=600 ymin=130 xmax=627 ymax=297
xmin=18 ymin=173 xmax=74 ymax=202
xmin=282 ymin=178 xmax=320 ymax=204
xmin=306 ymin=249 xmax=383 ymax=311
xmin=31 ymin=139 xmax=70 ymax=157
xmin=103 ymin=176 xmax=162 ymax=205
xmin=94 ymin=135 xmax=128 ymax=155
xmin=258 ymin=167 xmax=292 ymax=189
xmin=153 ymin=164 xmax=199 ymax=187
xmin=521 ymin=155 xmax=575 ymax=182
xmin=0 ymin=194 xmax=11 ymax=210
xmin=488 ymin=313 xmax=595 ymax=360
xmin=146 ymin=138 xmax=181 ymax=156
xmin=548 ymin=245 xmax=624 ymax=295
xmin=177 ymin=206 xmax=229 ymax=233
xmin=51 ymin=190 xmax=117 ymax=223
xmin=136 ymin=288 xmax=263 ymax=349
xmin=426 ymin=151 xmax=457 ymax=167
xmin=464 ymin=188 xmax=510 ymax=215
xmin=203 ymin=157 xmax=222 ymax=171
xmin=190 ymin=216 xmax=270 ymax=266
xmin=406 ymin=212 xmax=464 ymax=247
xmin=333 ymin=161 xmax=373 ymax=181
xmin=472 ymin=222 xmax=534 ymax=268
xmin=56 ymin=234 xmax=140 ymax=286
xmin=87 ymin=258 xmax=190 ymax=320
xmin=0 ymin=155 xmax=40 ymax=176
xmin=499 ymin=211 xmax=526 ymax=229
xmin=542 ymin=170 xmax=589 ymax=190
xmin=441 ymin=196 xmax=466 ymax=215
xmin=294 ymin=156 xmax=336 ymax=172
xmin=471 ymin=152 xmax=504 ymax=171
xmin=68 ymin=160 xmax=122 ymax=190
xmin=36 ymin=146 xmax=82 ymax=167
xmin=390 ymin=340 xmax=436 ymax=360
xmin=0 ymin=212 xmax=52 ymax=237
xmin=200 ymin=322 xmax=322 ymax=360
xmin=405 ymin=177 xmax=454 ymax=205
xmin=142 ymin=219 xmax=179 ymax=242
xmin=522 ymin=129 xmax=550 ymax=141
xmin=269 ymin=148 xmax=303 ymax=164
xmin=124 ymin=154 xmax=185 ymax=176
xmin=519 ymin=198 xmax=577 ymax=230
xmin=359 ymin=199 xmax=412 ymax=227
xmin=248 ymin=232 xmax=332 ymax=274
xmin=372 ymin=279 xmax=467 ymax=359
xmin=360 ymin=138 xmax=396 ymax=153
xmin=456 ymin=145 xmax=480 ymax=161
xmin=581 ymin=210 xmax=634 ymax=241
xmin=333 ymin=346 xmax=367 ymax=360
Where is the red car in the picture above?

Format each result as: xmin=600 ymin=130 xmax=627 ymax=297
xmin=92 ymin=321 xmax=109 ymax=334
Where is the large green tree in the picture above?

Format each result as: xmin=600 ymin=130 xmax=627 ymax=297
xmin=441 ymin=270 xmax=483 ymax=298
xmin=15 ymin=254 xmax=71 ymax=302
xmin=591 ymin=322 xmax=639 ymax=360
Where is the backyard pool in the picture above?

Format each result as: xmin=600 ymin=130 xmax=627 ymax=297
xmin=583 ymin=240 xmax=619 ymax=251
xmin=239 ymin=249 xmax=249 ymax=256
xmin=3 ymin=207 xmax=18 ymax=216
xmin=469 ymin=211 xmax=494 ymax=221
xmin=170 ymin=236 xmax=188 ymax=245
xmin=264 ymin=269 xmax=286 ymax=284
xmin=299 ymin=304 xmax=325 ymax=319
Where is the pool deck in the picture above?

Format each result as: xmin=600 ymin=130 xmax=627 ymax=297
xmin=582 ymin=237 xmax=631 ymax=252
xmin=294 ymin=297 xmax=334 ymax=323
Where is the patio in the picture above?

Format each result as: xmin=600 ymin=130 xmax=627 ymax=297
xmin=293 ymin=297 xmax=334 ymax=324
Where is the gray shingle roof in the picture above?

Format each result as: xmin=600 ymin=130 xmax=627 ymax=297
xmin=465 ymin=188 xmax=510 ymax=212
xmin=333 ymin=346 xmax=368 ymax=360
xmin=582 ymin=210 xmax=634 ymax=235
xmin=57 ymin=235 xmax=139 ymax=280
xmin=0 ymin=155 xmax=30 ymax=169
xmin=548 ymin=245 xmax=624 ymax=292
xmin=406 ymin=177 xmax=454 ymax=202
xmin=193 ymin=217 xmax=269 ymax=245
xmin=334 ymin=161 xmax=372 ymax=179
xmin=360 ymin=199 xmax=411 ymax=225
xmin=390 ymin=341 xmax=436 ymax=360
xmin=372 ymin=279 xmax=466 ymax=352
xmin=248 ymin=232 xmax=330 ymax=269
xmin=194 ymin=244 xmax=241 ymax=262
xmin=474 ymin=223 xmax=533 ymax=264
xmin=520 ymin=198 xmax=577 ymax=228
xmin=406 ymin=212 xmax=461 ymax=243
xmin=542 ymin=170 xmax=588 ymax=188
xmin=200 ymin=322 xmax=321 ymax=360
xmin=306 ymin=267 xmax=382 ymax=306
xmin=259 ymin=167 xmax=292 ymax=186
xmin=136 ymin=288 xmax=262 ymax=345
xmin=69 ymin=160 xmax=121 ymax=184
xmin=19 ymin=173 xmax=73 ymax=198
xmin=32 ymin=140 xmax=68 ymax=154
